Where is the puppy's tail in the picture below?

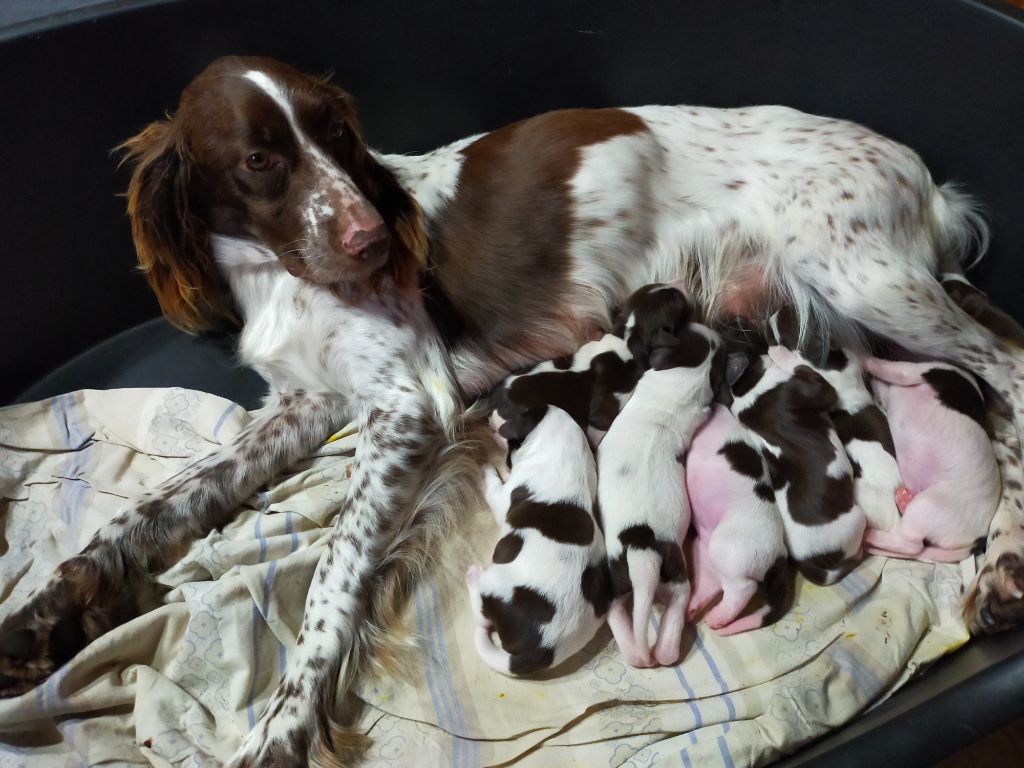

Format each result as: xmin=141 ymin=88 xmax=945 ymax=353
xmin=931 ymin=182 xmax=990 ymax=271
xmin=628 ymin=549 xmax=662 ymax=662
xmin=474 ymin=623 xmax=513 ymax=674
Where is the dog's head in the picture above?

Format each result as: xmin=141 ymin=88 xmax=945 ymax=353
xmin=119 ymin=56 xmax=425 ymax=331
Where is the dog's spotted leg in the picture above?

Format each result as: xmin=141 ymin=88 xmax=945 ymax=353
xmin=964 ymin=395 xmax=1024 ymax=632
xmin=940 ymin=277 xmax=1024 ymax=632
xmin=0 ymin=391 xmax=347 ymax=698
xmin=228 ymin=393 xmax=461 ymax=768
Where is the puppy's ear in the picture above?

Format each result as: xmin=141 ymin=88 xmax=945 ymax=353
xmin=610 ymin=307 xmax=628 ymax=338
xmin=712 ymin=347 xmax=749 ymax=405
xmin=650 ymin=327 xmax=680 ymax=349
xmin=790 ymin=366 xmax=839 ymax=411
xmin=767 ymin=306 xmax=800 ymax=348
xmin=726 ymin=351 xmax=750 ymax=387
xmin=497 ymin=405 xmax=548 ymax=454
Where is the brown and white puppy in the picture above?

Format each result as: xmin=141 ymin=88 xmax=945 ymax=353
xmin=729 ymin=348 xmax=867 ymax=585
xmin=489 ymin=332 xmax=642 ymax=451
xmin=466 ymin=405 xmax=609 ymax=675
xmin=598 ymin=284 xmax=723 ymax=667
xmin=767 ymin=309 xmax=902 ymax=532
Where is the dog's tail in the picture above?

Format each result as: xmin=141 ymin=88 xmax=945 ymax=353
xmin=931 ymin=182 xmax=990 ymax=272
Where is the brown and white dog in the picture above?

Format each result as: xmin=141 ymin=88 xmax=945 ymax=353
xmin=2 ymin=54 xmax=1024 ymax=767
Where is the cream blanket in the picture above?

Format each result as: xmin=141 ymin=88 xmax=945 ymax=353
xmin=0 ymin=388 xmax=971 ymax=767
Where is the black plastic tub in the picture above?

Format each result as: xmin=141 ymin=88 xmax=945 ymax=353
xmin=2 ymin=1 xmax=1023 ymax=764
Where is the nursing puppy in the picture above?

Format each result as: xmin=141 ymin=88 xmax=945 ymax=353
xmin=863 ymin=358 xmax=1000 ymax=561
xmin=598 ymin=283 xmax=721 ymax=667
xmin=685 ymin=402 xmax=791 ymax=635
xmin=768 ymin=311 xmax=902 ymax=532
xmin=490 ymin=333 xmax=642 ymax=450
xmin=466 ymin=404 xmax=609 ymax=675
xmin=730 ymin=350 xmax=866 ymax=585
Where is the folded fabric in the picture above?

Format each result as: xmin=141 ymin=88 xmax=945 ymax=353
xmin=0 ymin=388 xmax=969 ymax=767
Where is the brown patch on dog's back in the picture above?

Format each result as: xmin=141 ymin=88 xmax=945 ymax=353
xmin=430 ymin=109 xmax=648 ymax=362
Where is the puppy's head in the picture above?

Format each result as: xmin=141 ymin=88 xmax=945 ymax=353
xmin=787 ymin=365 xmax=840 ymax=413
xmin=613 ymin=283 xmax=695 ymax=370
xmin=496 ymin=404 xmax=549 ymax=466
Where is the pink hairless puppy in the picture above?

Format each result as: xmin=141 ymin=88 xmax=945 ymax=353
xmin=862 ymin=358 xmax=1000 ymax=561
xmin=685 ymin=402 xmax=791 ymax=634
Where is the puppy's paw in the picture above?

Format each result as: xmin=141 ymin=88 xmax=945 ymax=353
xmin=894 ymin=486 xmax=915 ymax=514
xmin=465 ymin=564 xmax=484 ymax=587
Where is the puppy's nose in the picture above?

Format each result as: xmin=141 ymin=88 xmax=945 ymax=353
xmin=341 ymin=222 xmax=390 ymax=262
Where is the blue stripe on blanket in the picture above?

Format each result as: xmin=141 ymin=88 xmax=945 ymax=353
xmin=246 ymin=514 xmax=270 ymax=728
xmin=212 ymin=402 xmax=238 ymax=439
xmin=416 ymin=580 xmax=480 ymax=768
xmin=651 ymin=615 xmax=702 ymax=744
xmin=692 ymin=632 xmax=736 ymax=733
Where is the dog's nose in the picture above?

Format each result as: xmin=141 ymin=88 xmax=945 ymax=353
xmin=342 ymin=222 xmax=390 ymax=262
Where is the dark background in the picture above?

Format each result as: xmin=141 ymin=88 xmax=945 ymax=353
xmin=1 ymin=0 xmax=1022 ymax=405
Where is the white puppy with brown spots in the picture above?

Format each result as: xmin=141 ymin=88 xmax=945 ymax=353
xmin=598 ymin=284 xmax=723 ymax=668
xmin=466 ymin=404 xmax=609 ymax=675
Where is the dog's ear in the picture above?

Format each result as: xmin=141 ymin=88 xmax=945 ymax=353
xmin=119 ymin=120 xmax=235 ymax=333
xmin=790 ymin=366 xmax=839 ymax=411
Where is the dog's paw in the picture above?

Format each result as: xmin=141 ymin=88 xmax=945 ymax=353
xmin=965 ymin=550 xmax=1024 ymax=634
xmin=0 ymin=577 xmax=86 ymax=697
xmin=0 ymin=554 xmax=139 ymax=697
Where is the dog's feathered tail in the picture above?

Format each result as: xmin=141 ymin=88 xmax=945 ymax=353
xmin=930 ymin=182 xmax=990 ymax=272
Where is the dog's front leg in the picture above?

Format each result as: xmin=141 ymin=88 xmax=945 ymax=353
xmin=0 ymin=391 xmax=348 ymax=698
xmin=229 ymin=392 xmax=453 ymax=768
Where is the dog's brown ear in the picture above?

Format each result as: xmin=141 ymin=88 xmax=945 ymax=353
xmin=119 ymin=120 xmax=234 ymax=333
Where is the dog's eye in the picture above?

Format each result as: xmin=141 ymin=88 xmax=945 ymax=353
xmin=329 ymin=121 xmax=346 ymax=140
xmin=245 ymin=152 xmax=278 ymax=172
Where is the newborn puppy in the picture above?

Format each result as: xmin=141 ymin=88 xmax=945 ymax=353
xmin=490 ymin=333 xmax=642 ymax=450
xmin=730 ymin=349 xmax=866 ymax=585
xmin=685 ymin=402 xmax=791 ymax=634
xmin=466 ymin=404 xmax=610 ymax=675
xmin=767 ymin=310 xmax=902 ymax=532
xmin=598 ymin=283 xmax=721 ymax=667
xmin=862 ymin=358 xmax=1000 ymax=561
